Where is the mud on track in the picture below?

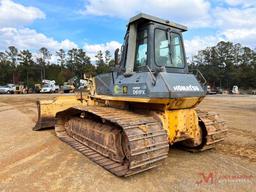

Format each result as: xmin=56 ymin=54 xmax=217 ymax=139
xmin=0 ymin=94 xmax=255 ymax=192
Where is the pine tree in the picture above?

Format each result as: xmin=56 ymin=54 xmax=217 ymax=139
xmin=56 ymin=49 xmax=66 ymax=70
xmin=105 ymin=50 xmax=111 ymax=64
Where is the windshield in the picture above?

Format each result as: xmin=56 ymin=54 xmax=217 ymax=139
xmin=43 ymin=84 xmax=50 ymax=88
xmin=155 ymin=29 xmax=185 ymax=68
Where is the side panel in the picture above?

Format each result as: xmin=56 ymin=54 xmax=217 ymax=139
xmin=159 ymin=72 xmax=206 ymax=98
xmin=95 ymin=72 xmax=205 ymax=99
xmin=95 ymin=73 xmax=114 ymax=95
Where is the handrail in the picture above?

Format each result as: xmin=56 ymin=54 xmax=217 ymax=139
xmin=191 ymin=69 xmax=207 ymax=86
xmin=146 ymin=65 xmax=157 ymax=86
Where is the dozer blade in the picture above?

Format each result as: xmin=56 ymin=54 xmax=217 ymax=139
xmin=33 ymin=95 xmax=85 ymax=131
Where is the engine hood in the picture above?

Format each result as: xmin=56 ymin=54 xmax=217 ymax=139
xmin=96 ymin=71 xmax=206 ymax=99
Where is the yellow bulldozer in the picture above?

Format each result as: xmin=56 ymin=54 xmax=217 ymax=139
xmin=34 ymin=13 xmax=227 ymax=177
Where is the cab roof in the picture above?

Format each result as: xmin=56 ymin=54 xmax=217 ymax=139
xmin=129 ymin=13 xmax=188 ymax=32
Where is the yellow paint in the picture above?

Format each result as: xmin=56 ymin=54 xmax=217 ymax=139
xmin=37 ymin=91 xmax=202 ymax=141
xmin=37 ymin=95 xmax=87 ymax=129
xmin=94 ymin=95 xmax=203 ymax=109
xmin=158 ymin=109 xmax=200 ymax=143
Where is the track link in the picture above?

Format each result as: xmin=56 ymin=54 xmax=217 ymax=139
xmin=55 ymin=106 xmax=169 ymax=177
xmin=183 ymin=109 xmax=228 ymax=152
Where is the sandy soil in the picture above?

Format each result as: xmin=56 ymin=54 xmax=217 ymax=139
xmin=0 ymin=94 xmax=255 ymax=192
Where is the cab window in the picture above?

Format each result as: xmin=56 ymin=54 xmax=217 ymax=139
xmin=155 ymin=29 xmax=185 ymax=68
xmin=135 ymin=29 xmax=148 ymax=69
xmin=170 ymin=33 xmax=185 ymax=68
xmin=155 ymin=29 xmax=171 ymax=67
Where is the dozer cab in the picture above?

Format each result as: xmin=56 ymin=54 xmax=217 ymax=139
xmin=34 ymin=13 xmax=227 ymax=176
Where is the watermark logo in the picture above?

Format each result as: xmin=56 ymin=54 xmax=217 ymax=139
xmin=195 ymin=172 xmax=254 ymax=185
xmin=196 ymin=172 xmax=215 ymax=185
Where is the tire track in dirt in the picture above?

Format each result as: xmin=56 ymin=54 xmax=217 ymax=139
xmin=216 ymin=143 xmax=256 ymax=162
xmin=0 ymin=139 xmax=57 ymax=171
xmin=228 ymin=127 xmax=256 ymax=139
xmin=215 ymin=126 xmax=256 ymax=162
xmin=0 ymin=94 xmax=255 ymax=192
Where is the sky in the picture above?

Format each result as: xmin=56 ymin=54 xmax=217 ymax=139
xmin=0 ymin=0 xmax=255 ymax=61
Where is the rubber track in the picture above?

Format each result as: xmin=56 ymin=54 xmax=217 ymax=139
xmin=55 ymin=106 xmax=169 ymax=177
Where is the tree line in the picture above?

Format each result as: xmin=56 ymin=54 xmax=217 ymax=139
xmin=1 ymin=41 xmax=256 ymax=90
xmin=0 ymin=46 xmax=114 ymax=86
xmin=189 ymin=41 xmax=256 ymax=90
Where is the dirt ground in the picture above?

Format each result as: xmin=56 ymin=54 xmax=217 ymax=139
xmin=0 ymin=94 xmax=255 ymax=192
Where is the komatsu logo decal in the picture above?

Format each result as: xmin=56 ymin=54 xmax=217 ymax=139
xmin=173 ymin=85 xmax=200 ymax=92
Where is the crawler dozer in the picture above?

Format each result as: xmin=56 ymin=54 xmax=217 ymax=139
xmin=34 ymin=13 xmax=227 ymax=176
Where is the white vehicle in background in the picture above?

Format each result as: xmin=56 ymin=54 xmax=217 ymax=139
xmin=78 ymin=79 xmax=88 ymax=89
xmin=232 ymin=85 xmax=239 ymax=94
xmin=0 ymin=84 xmax=15 ymax=94
xmin=40 ymin=80 xmax=59 ymax=93
xmin=40 ymin=84 xmax=60 ymax=93
xmin=206 ymin=85 xmax=217 ymax=95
